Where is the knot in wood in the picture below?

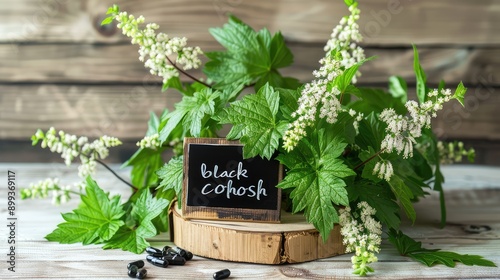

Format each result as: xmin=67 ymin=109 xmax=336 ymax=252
xmin=93 ymin=14 xmax=117 ymax=37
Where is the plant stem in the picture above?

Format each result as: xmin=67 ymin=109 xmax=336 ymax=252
xmin=94 ymin=158 xmax=138 ymax=191
xmin=79 ymin=150 xmax=138 ymax=191
xmin=165 ymin=56 xmax=212 ymax=88
xmin=66 ymin=190 xmax=84 ymax=196
xmin=354 ymin=149 xmax=384 ymax=170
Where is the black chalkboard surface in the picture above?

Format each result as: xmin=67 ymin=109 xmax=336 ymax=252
xmin=182 ymin=138 xmax=282 ymax=222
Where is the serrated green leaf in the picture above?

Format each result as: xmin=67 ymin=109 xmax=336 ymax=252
xmin=159 ymin=87 xmax=223 ymax=142
xmin=216 ymin=83 xmax=286 ymax=159
xmin=178 ymin=89 xmax=217 ymax=136
xmin=132 ymin=189 xmax=170 ymax=237
xmin=389 ymin=230 xmax=497 ymax=268
xmin=103 ymin=189 xmax=169 ymax=253
xmin=156 ymin=156 xmax=184 ymax=203
xmin=413 ymin=44 xmax=428 ymax=104
xmin=388 ymin=229 xmax=428 ymax=255
xmin=204 ymin=15 xmax=295 ymax=90
xmin=453 ymin=81 xmax=467 ymax=107
xmin=45 ymin=177 xmax=125 ymax=245
xmin=102 ymin=227 xmax=150 ymax=254
xmin=277 ymin=131 xmax=355 ymax=241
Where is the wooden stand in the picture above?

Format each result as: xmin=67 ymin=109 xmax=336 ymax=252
xmin=171 ymin=203 xmax=346 ymax=264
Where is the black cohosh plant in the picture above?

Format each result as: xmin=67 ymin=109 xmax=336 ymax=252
xmin=23 ymin=0 xmax=494 ymax=276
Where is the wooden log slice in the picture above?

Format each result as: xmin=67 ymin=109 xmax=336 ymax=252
xmin=171 ymin=203 xmax=346 ymax=264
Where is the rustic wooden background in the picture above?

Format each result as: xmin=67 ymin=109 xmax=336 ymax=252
xmin=0 ymin=0 xmax=499 ymax=164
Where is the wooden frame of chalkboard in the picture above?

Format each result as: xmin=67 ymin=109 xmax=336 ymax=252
xmin=182 ymin=138 xmax=283 ymax=222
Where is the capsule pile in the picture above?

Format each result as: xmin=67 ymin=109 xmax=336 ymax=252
xmin=126 ymin=246 xmax=194 ymax=279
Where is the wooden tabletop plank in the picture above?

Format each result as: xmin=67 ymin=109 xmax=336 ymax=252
xmin=1 ymin=0 xmax=499 ymax=45
xmin=0 ymin=163 xmax=499 ymax=278
xmin=2 ymin=82 xmax=499 ymax=143
xmin=1 ymin=44 xmax=498 ymax=86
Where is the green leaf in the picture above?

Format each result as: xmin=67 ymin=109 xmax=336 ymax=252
xmin=131 ymin=189 xmax=170 ymax=237
xmin=158 ymin=109 xmax=187 ymax=143
xmin=270 ymin=31 xmax=294 ymax=68
xmin=355 ymin=112 xmax=385 ymax=151
xmin=45 ymin=177 xmax=125 ymax=245
xmin=350 ymin=87 xmax=406 ymax=115
xmin=161 ymin=76 xmax=184 ymax=93
xmin=122 ymin=147 xmax=165 ymax=188
xmin=106 ymin=5 xmax=119 ymax=15
xmin=331 ymin=57 xmax=374 ymax=93
xmin=389 ymin=230 xmax=497 ymax=268
xmin=326 ymin=111 xmax=357 ymax=145
xmin=277 ymin=131 xmax=355 ymax=241
xmin=101 ymin=227 xmax=149 ymax=254
xmin=103 ymin=189 xmax=169 ymax=253
xmin=204 ymin=16 xmax=295 ymax=90
xmin=100 ymin=16 xmax=114 ymax=26
xmin=453 ymin=81 xmax=467 ymax=107
xmin=344 ymin=0 xmax=356 ymax=7
xmin=388 ymin=76 xmax=408 ymax=103
xmin=388 ymin=174 xmax=416 ymax=223
xmin=347 ymin=180 xmax=401 ymax=229
xmin=159 ymin=87 xmax=227 ymax=142
xmin=177 ymin=88 xmax=217 ymax=137
xmin=216 ymin=83 xmax=287 ymax=159
xmin=276 ymin=87 xmax=300 ymax=121
xmin=413 ymin=44 xmax=428 ymax=104
xmin=358 ymin=147 xmax=382 ymax=183
xmin=156 ymin=156 xmax=184 ymax=204
xmin=391 ymin=157 xmax=429 ymax=199
xmin=146 ymin=111 xmax=160 ymax=136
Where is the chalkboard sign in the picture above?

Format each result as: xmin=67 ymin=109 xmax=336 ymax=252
xmin=182 ymin=138 xmax=282 ymax=222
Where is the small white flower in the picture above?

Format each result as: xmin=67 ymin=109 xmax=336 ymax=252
xmin=136 ymin=133 xmax=162 ymax=150
xmin=114 ymin=12 xmax=203 ymax=85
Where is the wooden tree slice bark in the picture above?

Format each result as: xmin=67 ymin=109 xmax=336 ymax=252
xmin=171 ymin=203 xmax=346 ymax=264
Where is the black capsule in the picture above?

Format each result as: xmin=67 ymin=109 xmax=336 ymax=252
xmin=162 ymin=246 xmax=172 ymax=255
xmin=149 ymin=252 xmax=163 ymax=258
xmin=136 ymin=268 xmax=148 ymax=279
xmin=146 ymin=255 xmax=168 ymax=268
xmin=168 ymin=246 xmax=193 ymax=261
xmin=146 ymin=246 xmax=162 ymax=255
xmin=213 ymin=269 xmax=231 ymax=279
xmin=127 ymin=265 xmax=138 ymax=278
xmin=127 ymin=260 xmax=144 ymax=269
xmin=163 ymin=253 xmax=186 ymax=265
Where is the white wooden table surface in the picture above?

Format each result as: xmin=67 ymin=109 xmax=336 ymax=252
xmin=0 ymin=163 xmax=499 ymax=279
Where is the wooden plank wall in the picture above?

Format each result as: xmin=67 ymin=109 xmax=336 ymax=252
xmin=0 ymin=0 xmax=499 ymax=164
